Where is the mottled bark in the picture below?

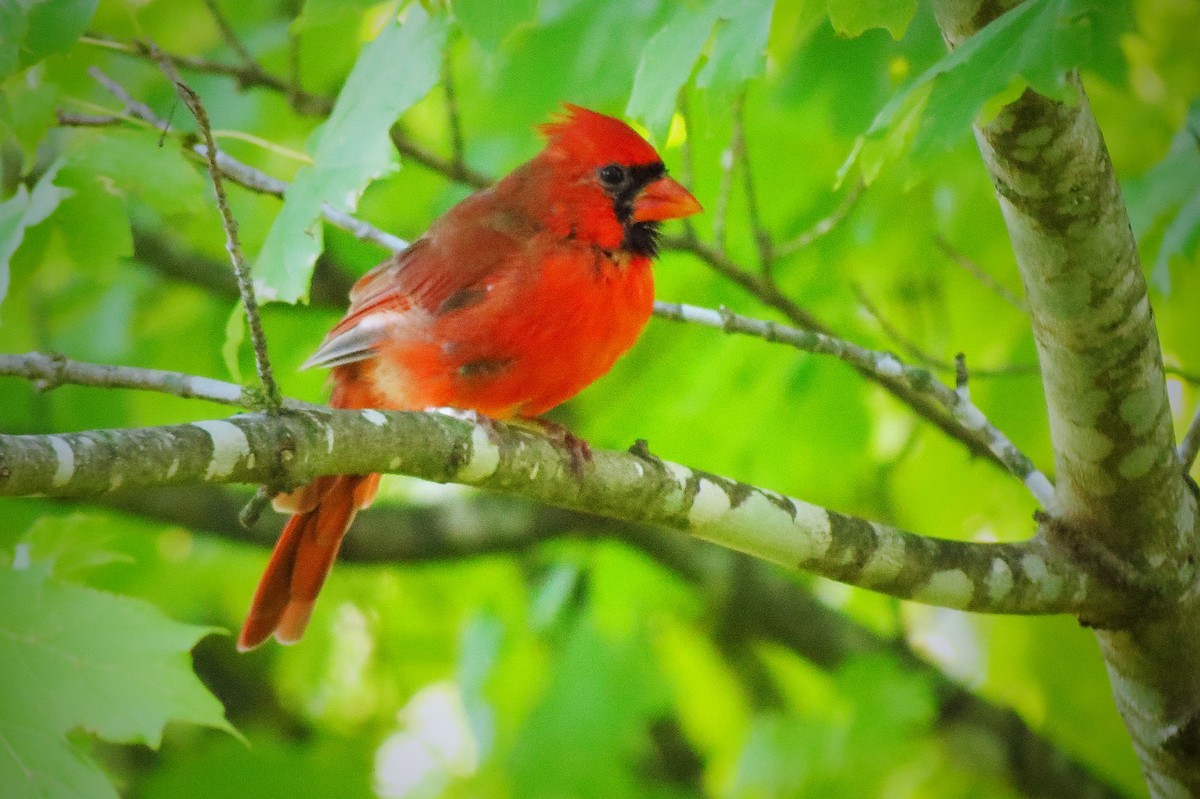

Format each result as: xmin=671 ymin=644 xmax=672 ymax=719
xmin=0 ymin=407 xmax=1109 ymax=614
xmin=933 ymin=1 xmax=1200 ymax=794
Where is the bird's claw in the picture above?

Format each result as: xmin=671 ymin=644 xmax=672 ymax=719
xmin=528 ymin=418 xmax=592 ymax=477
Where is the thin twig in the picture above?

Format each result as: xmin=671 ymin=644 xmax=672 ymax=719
xmin=71 ymin=73 xmax=410 ymax=254
xmin=653 ymin=300 xmax=1057 ymax=511
xmin=0 ymin=352 xmax=316 ymax=410
xmin=388 ymin=124 xmax=491 ymax=189
xmin=934 ymin=234 xmax=1027 ymax=312
xmin=854 ymin=284 xmax=1037 ymax=378
xmin=712 ymin=136 xmax=735 ymax=249
xmin=441 ymin=45 xmax=465 ymax=171
xmin=773 ymin=181 xmax=866 ymax=260
xmin=675 ymin=89 xmax=699 ymax=242
xmin=81 ymin=33 xmax=333 ymax=115
xmin=955 ymin=352 xmax=970 ymax=404
xmin=144 ymin=48 xmax=282 ymax=412
xmin=202 ymin=0 xmax=263 ymax=73
xmin=54 ymin=110 xmax=121 ymax=127
xmin=731 ymin=93 xmax=772 ymax=270
xmin=1165 ymin=365 xmax=1200 ymax=386
xmin=1180 ymin=402 xmax=1200 ymax=472
xmin=65 ymin=65 xmax=1032 ymax=481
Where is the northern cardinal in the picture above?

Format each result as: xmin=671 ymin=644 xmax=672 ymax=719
xmin=238 ymin=105 xmax=701 ymax=650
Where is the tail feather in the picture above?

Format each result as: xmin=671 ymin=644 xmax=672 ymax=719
xmin=238 ymin=473 xmax=380 ymax=651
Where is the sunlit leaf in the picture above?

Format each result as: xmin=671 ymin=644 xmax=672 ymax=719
xmin=0 ymin=159 xmax=71 ymax=310
xmin=842 ymin=0 xmax=1134 ymax=181
xmin=826 ymin=0 xmax=917 ymax=40
xmin=253 ymin=5 xmax=448 ymax=304
xmin=0 ymin=560 xmax=231 ymax=799
xmin=453 ymin=0 xmax=537 ymax=49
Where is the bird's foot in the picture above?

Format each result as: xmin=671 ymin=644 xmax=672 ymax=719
xmin=523 ymin=418 xmax=592 ymax=477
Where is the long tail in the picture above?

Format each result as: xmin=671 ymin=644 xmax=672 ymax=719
xmin=237 ymin=472 xmax=380 ymax=651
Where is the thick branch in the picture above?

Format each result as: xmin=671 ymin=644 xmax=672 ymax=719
xmin=63 ymin=57 xmax=1032 ymax=483
xmin=0 ymin=407 xmax=1114 ymax=616
xmin=92 ymin=484 xmax=1125 ymax=799
xmin=934 ymin=2 xmax=1200 ymax=795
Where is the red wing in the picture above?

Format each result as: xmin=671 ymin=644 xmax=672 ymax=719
xmin=304 ymin=193 xmax=530 ymax=370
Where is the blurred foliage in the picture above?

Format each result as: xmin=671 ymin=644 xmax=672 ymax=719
xmin=1 ymin=0 xmax=1198 ymax=797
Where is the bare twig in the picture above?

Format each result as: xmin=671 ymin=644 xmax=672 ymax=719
xmin=68 ymin=74 xmax=410 ymax=254
xmin=441 ymin=45 xmax=465 ymax=171
xmin=202 ymin=0 xmax=262 ymax=73
xmin=675 ymin=90 xmax=699 ymax=242
xmin=731 ymin=94 xmax=772 ymax=270
xmin=86 ymin=66 xmax=170 ymax=133
xmin=388 ymin=124 xmax=491 ymax=189
xmin=653 ymin=300 xmax=1057 ymax=511
xmin=935 ymin=234 xmax=1027 ymax=312
xmin=955 ymin=352 xmax=970 ymax=404
xmin=854 ymin=284 xmax=1037 ymax=378
xmin=54 ymin=110 xmax=121 ymax=127
xmin=0 ymin=351 xmax=316 ymax=410
xmin=773 ymin=181 xmax=866 ymax=260
xmin=1165 ymin=365 xmax=1200 ymax=386
xmin=81 ymin=33 xmax=333 ymax=115
xmin=145 ymin=48 xmax=282 ymax=412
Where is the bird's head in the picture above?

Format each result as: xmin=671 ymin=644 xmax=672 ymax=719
xmin=537 ymin=104 xmax=701 ymax=257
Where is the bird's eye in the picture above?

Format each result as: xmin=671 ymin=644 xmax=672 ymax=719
xmin=598 ymin=164 xmax=627 ymax=186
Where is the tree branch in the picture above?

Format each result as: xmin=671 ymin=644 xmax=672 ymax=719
xmin=773 ymin=181 xmax=866 ymax=261
xmin=81 ymin=33 xmax=334 ymax=115
xmin=653 ymin=301 xmax=1055 ymax=508
xmin=88 ymin=483 xmax=1127 ymax=799
xmin=934 ymin=233 xmax=1027 ymax=312
xmin=0 ymin=403 xmax=1117 ymax=616
xmin=933 ymin=2 xmax=1200 ymax=793
xmin=66 ymin=42 xmax=1037 ymax=485
xmin=144 ymin=52 xmax=281 ymax=412
xmin=0 ymin=352 xmax=319 ymax=411
xmin=73 ymin=71 xmax=410 ymax=254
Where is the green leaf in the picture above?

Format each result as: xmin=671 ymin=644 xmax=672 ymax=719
xmin=292 ymin=0 xmax=378 ymax=30
xmin=253 ymin=5 xmax=448 ymax=304
xmin=626 ymin=3 xmax=720 ymax=141
xmin=629 ymin=0 xmax=775 ymax=139
xmin=22 ymin=514 xmax=131 ymax=580
xmin=511 ymin=615 xmax=667 ymax=798
xmin=453 ymin=0 xmax=538 ymax=49
xmin=696 ymin=0 xmax=775 ymax=96
xmin=1152 ymin=188 xmax=1200 ymax=294
xmin=0 ymin=159 xmax=71 ymax=310
xmin=0 ymin=0 xmax=31 ymax=78
xmin=21 ymin=0 xmax=97 ymax=69
xmin=826 ymin=0 xmax=917 ymax=40
xmin=64 ymin=130 xmax=206 ymax=216
xmin=0 ymin=563 xmax=231 ymax=799
xmin=1124 ymin=101 xmax=1200 ymax=293
xmin=842 ymin=0 xmax=1134 ymax=182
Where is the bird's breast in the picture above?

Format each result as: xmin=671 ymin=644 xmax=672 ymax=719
xmin=361 ymin=245 xmax=655 ymax=419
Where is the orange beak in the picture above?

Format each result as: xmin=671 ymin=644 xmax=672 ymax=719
xmin=632 ymin=176 xmax=702 ymax=223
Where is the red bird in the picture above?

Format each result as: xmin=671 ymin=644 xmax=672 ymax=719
xmin=238 ymin=105 xmax=701 ymax=650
